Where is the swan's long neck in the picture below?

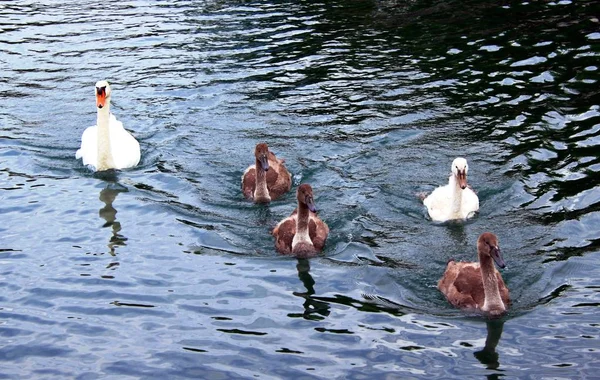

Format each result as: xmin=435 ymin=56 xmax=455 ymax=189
xmin=479 ymin=253 xmax=505 ymax=315
xmin=292 ymin=202 xmax=313 ymax=253
xmin=253 ymin=159 xmax=270 ymax=202
xmin=448 ymin=174 xmax=464 ymax=218
xmin=96 ymin=105 xmax=115 ymax=171
xmin=296 ymin=203 xmax=310 ymax=234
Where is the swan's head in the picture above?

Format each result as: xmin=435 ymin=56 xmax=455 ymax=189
xmin=95 ymin=80 xmax=111 ymax=109
xmin=254 ymin=143 xmax=270 ymax=172
xmin=478 ymin=232 xmax=505 ymax=269
xmin=451 ymin=157 xmax=469 ymax=189
xmin=297 ymin=183 xmax=317 ymax=213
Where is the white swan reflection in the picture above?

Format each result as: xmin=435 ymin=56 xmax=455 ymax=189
xmin=98 ymin=183 xmax=129 ymax=256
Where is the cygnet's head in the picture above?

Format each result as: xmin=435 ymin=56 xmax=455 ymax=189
xmin=95 ymin=80 xmax=111 ymax=109
xmin=297 ymin=183 xmax=317 ymax=213
xmin=254 ymin=143 xmax=270 ymax=172
xmin=477 ymin=232 xmax=505 ymax=269
xmin=451 ymin=157 xmax=469 ymax=189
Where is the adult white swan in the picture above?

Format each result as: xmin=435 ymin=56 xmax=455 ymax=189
xmin=423 ymin=157 xmax=479 ymax=222
xmin=76 ymin=80 xmax=140 ymax=171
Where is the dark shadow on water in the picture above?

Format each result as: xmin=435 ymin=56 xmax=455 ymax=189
xmin=289 ymin=259 xmax=331 ymax=321
xmin=98 ymin=182 xmax=129 ymax=256
xmin=252 ymin=203 xmax=275 ymax=229
xmin=93 ymin=169 xmax=120 ymax=183
xmin=444 ymin=220 xmax=468 ymax=247
xmin=474 ymin=320 xmax=505 ymax=377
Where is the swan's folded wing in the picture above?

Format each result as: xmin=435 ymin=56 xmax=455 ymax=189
xmin=266 ymin=165 xmax=292 ymax=199
xmin=266 ymin=165 xmax=280 ymax=187
xmin=423 ymin=185 xmax=451 ymax=209
xmin=308 ymin=216 xmax=329 ymax=252
xmin=453 ymin=265 xmax=485 ymax=307
xmin=462 ymin=188 xmax=480 ymax=213
xmin=273 ymin=217 xmax=296 ymax=254
xmin=439 ymin=263 xmax=482 ymax=310
xmin=108 ymin=115 xmax=141 ymax=169
xmin=423 ymin=185 xmax=452 ymax=220
xmin=268 ymin=151 xmax=285 ymax=165
xmin=242 ymin=166 xmax=257 ymax=199
xmin=76 ymin=125 xmax=97 ymax=167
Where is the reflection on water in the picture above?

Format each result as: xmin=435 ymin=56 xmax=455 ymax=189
xmin=444 ymin=221 xmax=469 ymax=248
xmin=291 ymin=258 xmax=331 ymax=320
xmin=98 ymin=183 xmax=128 ymax=257
xmin=474 ymin=320 xmax=505 ymax=371
xmin=0 ymin=0 xmax=598 ymax=378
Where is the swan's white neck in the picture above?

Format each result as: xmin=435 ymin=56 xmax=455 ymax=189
xmin=96 ymin=105 xmax=115 ymax=171
xmin=448 ymin=174 xmax=464 ymax=218
xmin=480 ymin=254 xmax=505 ymax=315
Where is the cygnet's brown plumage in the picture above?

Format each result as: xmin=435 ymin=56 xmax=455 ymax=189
xmin=272 ymin=184 xmax=329 ymax=257
xmin=242 ymin=143 xmax=292 ymax=203
xmin=438 ymin=232 xmax=510 ymax=316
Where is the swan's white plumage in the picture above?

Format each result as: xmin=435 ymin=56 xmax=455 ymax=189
xmin=76 ymin=114 xmax=140 ymax=170
xmin=76 ymin=81 xmax=140 ymax=171
xmin=423 ymin=157 xmax=479 ymax=221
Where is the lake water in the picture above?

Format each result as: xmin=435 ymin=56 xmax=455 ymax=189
xmin=1 ymin=0 xmax=599 ymax=378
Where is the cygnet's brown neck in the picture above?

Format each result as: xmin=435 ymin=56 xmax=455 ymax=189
xmin=296 ymin=200 xmax=310 ymax=233
xmin=253 ymin=158 xmax=270 ymax=201
xmin=479 ymin=252 xmax=505 ymax=315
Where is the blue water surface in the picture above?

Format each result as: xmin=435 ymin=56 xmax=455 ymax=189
xmin=1 ymin=0 xmax=599 ymax=378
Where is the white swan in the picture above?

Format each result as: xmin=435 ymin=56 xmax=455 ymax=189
xmin=76 ymin=80 xmax=140 ymax=171
xmin=423 ymin=157 xmax=479 ymax=222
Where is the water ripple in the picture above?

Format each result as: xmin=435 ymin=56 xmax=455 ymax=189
xmin=1 ymin=0 xmax=599 ymax=378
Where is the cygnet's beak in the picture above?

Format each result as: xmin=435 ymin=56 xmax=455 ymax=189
xmin=305 ymin=195 xmax=317 ymax=213
xmin=259 ymin=155 xmax=269 ymax=171
xmin=96 ymin=87 xmax=107 ymax=109
xmin=490 ymin=246 xmax=506 ymax=269
xmin=457 ymin=169 xmax=467 ymax=189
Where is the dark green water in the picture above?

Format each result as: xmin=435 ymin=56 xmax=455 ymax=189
xmin=1 ymin=0 xmax=599 ymax=378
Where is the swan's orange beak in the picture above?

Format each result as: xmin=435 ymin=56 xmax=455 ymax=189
xmin=96 ymin=87 xmax=107 ymax=109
